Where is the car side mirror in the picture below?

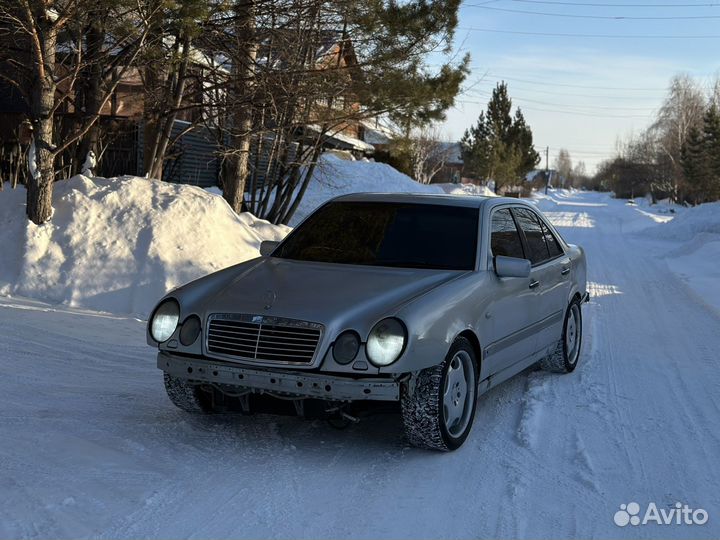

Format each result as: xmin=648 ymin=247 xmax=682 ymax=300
xmin=259 ymin=240 xmax=279 ymax=256
xmin=494 ymin=255 xmax=531 ymax=278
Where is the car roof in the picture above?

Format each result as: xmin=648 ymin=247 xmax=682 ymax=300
xmin=330 ymin=192 xmax=535 ymax=211
xmin=331 ymin=192 xmax=486 ymax=208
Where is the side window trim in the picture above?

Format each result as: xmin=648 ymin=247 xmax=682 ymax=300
xmin=538 ymin=217 xmax=565 ymax=259
xmin=508 ymin=206 xmax=532 ymax=264
xmin=489 ymin=205 xmax=527 ymax=261
xmin=510 ymin=206 xmax=563 ymax=267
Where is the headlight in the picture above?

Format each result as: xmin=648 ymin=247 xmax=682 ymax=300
xmin=366 ymin=318 xmax=406 ymax=367
xmin=150 ymin=299 xmax=180 ymax=342
xmin=179 ymin=315 xmax=201 ymax=346
xmin=333 ymin=330 xmax=360 ymax=364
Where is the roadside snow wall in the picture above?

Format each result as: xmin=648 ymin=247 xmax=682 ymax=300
xmin=0 ymin=176 xmax=289 ymax=317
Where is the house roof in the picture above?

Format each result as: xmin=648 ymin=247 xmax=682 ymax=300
xmin=305 ymin=124 xmax=375 ymax=152
xmin=435 ymin=142 xmax=463 ymax=165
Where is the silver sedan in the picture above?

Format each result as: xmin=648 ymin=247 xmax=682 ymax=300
xmin=148 ymin=193 xmax=588 ymax=451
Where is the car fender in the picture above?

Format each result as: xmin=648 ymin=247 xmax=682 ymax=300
xmin=379 ymin=272 xmax=492 ymax=375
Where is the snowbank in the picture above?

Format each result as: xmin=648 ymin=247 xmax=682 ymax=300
xmin=289 ymin=154 xmax=445 ymax=225
xmin=638 ymin=200 xmax=720 ymax=314
xmin=640 ymin=201 xmax=720 ymax=241
xmin=436 ymin=182 xmax=497 ymax=197
xmin=0 ymin=176 xmax=289 ymax=317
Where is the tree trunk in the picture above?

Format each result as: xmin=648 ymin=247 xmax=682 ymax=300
xmin=26 ymin=8 xmax=58 ymax=225
xmin=222 ymin=0 xmax=257 ymax=214
xmin=142 ymin=64 xmax=162 ymax=178
xmin=75 ymin=16 xmax=105 ymax=175
xmin=148 ymin=33 xmax=192 ymax=180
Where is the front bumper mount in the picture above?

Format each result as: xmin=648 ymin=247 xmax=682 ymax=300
xmin=158 ymin=352 xmax=400 ymax=401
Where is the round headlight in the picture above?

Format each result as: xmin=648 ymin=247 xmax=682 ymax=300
xmin=150 ymin=299 xmax=180 ymax=342
xmin=333 ymin=331 xmax=360 ymax=364
xmin=366 ymin=318 xmax=406 ymax=367
xmin=179 ymin=315 xmax=201 ymax=346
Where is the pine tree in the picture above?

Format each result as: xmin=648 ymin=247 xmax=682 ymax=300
xmin=681 ymin=126 xmax=709 ymax=204
xmin=702 ymin=104 xmax=720 ymax=201
xmin=511 ymin=108 xmax=540 ymax=178
xmin=460 ymin=82 xmax=539 ymax=192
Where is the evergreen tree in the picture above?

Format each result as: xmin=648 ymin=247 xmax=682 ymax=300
xmin=511 ymin=109 xmax=540 ymax=177
xmin=681 ymin=126 xmax=709 ymax=204
xmin=702 ymin=104 xmax=720 ymax=201
xmin=461 ymin=112 xmax=490 ymax=180
xmin=460 ymin=82 xmax=539 ymax=192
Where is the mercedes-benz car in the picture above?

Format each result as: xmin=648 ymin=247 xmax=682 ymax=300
xmin=148 ymin=193 xmax=588 ymax=451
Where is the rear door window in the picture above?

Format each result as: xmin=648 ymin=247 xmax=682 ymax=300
xmin=512 ymin=208 xmax=551 ymax=265
xmin=490 ymin=208 xmax=525 ymax=259
xmin=540 ymin=219 xmax=563 ymax=258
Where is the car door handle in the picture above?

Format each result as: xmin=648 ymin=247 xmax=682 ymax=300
xmin=529 ymin=280 xmax=540 ymax=289
xmin=561 ymin=267 xmax=570 ymax=275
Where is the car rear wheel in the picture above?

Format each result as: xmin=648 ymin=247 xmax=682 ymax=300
xmin=540 ymin=298 xmax=583 ymax=373
xmin=163 ymin=373 xmax=213 ymax=413
xmin=401 ymin=337 xmax=478 ymax=451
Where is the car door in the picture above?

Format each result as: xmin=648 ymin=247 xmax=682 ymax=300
xmin=511 ymin=207 xmax=571 ymax=353
xmin=483 ymin=207 xmax=537 ymax=377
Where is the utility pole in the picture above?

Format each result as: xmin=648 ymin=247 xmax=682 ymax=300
xmin=544 ymin=146 xmax=550 ymax=194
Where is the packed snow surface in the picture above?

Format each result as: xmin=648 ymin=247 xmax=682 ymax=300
xmin=0 ymin=176 xmax=289 ymax=317
xmin=2 ymin=190 xmax=720 ymax=538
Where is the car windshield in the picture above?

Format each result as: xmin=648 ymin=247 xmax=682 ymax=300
xmin=274 ymin=201 xmax=478 ymax=270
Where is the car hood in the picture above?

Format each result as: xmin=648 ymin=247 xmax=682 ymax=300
xmin=199 ymin=257 xmax=463 ymax=327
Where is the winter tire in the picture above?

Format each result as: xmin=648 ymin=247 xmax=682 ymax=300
xmin=540 ymin=298 xmax=583 ymax=373
xmin=163 ymin=373 xmax=213 ymax=413
xmin=401 ymin=337 xmax=479 ymax=451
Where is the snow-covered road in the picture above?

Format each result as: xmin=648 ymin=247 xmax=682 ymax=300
xmin=1 ymin=190 xmax=719 ymax=538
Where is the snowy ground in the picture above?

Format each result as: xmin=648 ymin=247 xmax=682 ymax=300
xmin=1 ymin=190 xmax=719 ymax=538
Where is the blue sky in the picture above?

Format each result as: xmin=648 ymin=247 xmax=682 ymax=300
xmin=439 ymin=0 xmax=720 ymax=172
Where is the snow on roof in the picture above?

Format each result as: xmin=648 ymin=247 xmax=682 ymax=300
xmin=359 ymin=119 xmax=398 ymax=146
xmin=306 ymin=124 xmax=375 ymax=152
xmin=434 ymin=142 xmax=463 ymax=164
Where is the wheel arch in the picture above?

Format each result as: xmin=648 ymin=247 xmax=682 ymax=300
xmin=456 ymin=329 xmax=482 ymax=372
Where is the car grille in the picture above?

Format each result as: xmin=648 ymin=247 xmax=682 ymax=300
xmin=206 ymin=314 xmax=323 ymax=364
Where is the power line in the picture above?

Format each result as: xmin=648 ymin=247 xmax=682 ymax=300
xmin=471 ymin=90 xmax=659 ymax=110
xmin=472 ymin=73 xmax=670 ymax=91
xmin=457 ymin=27 xmax=720 ymax=39
xmin=508 ymin=0 xmax=720 ymax=7
xmin=466 ymin=4 xmax=720 ymax=18
xmin=456 ymin=99 xmax=652 ymax=118
xmin=465 ymin=84 xmax=665 ymax=100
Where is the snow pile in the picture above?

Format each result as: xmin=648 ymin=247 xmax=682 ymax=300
xmin=290 ymin=154 xmax=445 ymax=225
xmin=437 ymin=182 xmax=497 ymax=197
xmin=641 ymin=201 xmax=720 ymax=241
xmin=0 ymin=176 xmax=289 ymax=317
xmin=637 ymin=200 xmax=720 ymax=313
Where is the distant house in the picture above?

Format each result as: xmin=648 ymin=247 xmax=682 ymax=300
xmin=359 ymin=119 xmax=396 ymax=153
xmin=430 ymin=142 xmax=464 ymax=184
xmin=0 ymin=32 xmax=371 ymax=188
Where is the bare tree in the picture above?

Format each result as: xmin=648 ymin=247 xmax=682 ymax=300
xmin=393 ymin=126 xmax=454 ymax=185
xmin=650 ymin=74 xmax=706 ymax=201
xmin=0 ymin=0 xmax=152 ymax=223
xmin=553 ymin=148 xmax=572 ymax=188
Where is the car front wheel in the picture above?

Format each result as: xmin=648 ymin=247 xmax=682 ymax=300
xmin=541 ymin=297 xmax=583 ymax=373
xmin=401 ymin=337 xmax=478 ymax=451
xmin=163 ymin=373 xmax=213 ymax=413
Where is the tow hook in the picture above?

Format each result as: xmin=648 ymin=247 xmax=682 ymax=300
xmin=326 ymin=406 xmax=360 ymax=429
